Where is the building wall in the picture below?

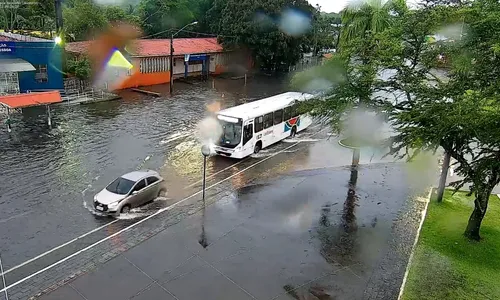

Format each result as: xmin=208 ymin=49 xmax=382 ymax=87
xmin=0 ymin=41 xmax=63 ymax=92
xmin=111 ymin=52 xmax=232 ymax=90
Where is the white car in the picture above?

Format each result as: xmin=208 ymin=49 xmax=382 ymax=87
xmin=94 ymin=170 xmax=166 ymax=214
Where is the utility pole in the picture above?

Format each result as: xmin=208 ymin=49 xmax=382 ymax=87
xmin=54 ymin=0 xmax=63 ymax=35
xmin=169 ymin=34 xmax=174 ymax=95
xmin=169 ymin=21 xmax=198 ymax=95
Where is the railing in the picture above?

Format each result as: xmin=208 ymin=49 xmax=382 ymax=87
xmin=61 ymin=88 xmax=107 ymax=102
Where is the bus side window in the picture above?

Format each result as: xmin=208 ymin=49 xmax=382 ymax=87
xmin=263 ymin=113 xmax=273 ymax=129
xmin=283 ymin=107 xmax=291 ymax=120
xmin=255 ymin=116 xmax=263 ymax=133
xmin=273 ymin=109 xmax=283 ymax=125
xmin=291 ymin=103 xmax=300 ymax=118
xmin=243 ymin=124 xmax=253 ymax=145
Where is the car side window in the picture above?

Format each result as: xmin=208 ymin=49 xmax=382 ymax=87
xmin=146 ymin=176 xmax=159 ymax=185
xmin=133 ymin=179 xmax=146 ymax=192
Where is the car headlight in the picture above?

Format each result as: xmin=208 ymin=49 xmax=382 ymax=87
xmin=108 ymin=201 xmax=120 ymax=210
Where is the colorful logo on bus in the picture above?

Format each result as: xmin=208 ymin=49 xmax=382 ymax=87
xmin=284 ymin=117 xmax=300 ymax=132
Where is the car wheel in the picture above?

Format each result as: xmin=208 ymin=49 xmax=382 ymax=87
xmin=120 ymin=205 xmax=131 ymax=214
xmin=157 ymin=188 xmax=167 ymax=198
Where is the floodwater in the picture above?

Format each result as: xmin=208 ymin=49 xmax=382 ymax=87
xmin=0 ymin=76 xmax=289 ymax=269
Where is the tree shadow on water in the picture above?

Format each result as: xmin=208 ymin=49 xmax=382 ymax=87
xmin=317 ymin=163 xmax=361 ymax=267
xmin=282 ymin=164 xmax=362 ymax=300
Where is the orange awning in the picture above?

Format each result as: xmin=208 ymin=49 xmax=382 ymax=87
xmin=0 ymin=91 xmax=62 ymax=109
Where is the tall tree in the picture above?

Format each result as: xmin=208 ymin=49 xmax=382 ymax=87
xmin=340 ymin=0 xmax=397 ymax=48
xmin=213 ymin=0 xmax=316 ymax=71
xmin=137 ymin=0 xmax=194 ymax=37
xmin=63 ymin=0 xmax=107 ymax=41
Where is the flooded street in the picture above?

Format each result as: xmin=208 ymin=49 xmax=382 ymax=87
xmin=0 ymin=76 xmax=288 ymax=270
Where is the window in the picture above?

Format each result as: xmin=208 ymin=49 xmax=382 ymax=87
xmin=291 ymin=103 xmax=300 ymax=118
xmin=273 ymin=109 xmax=283 ymax=125
xmin=283 ymin=107 xmax=291 ymax=120
xmin=106 ymin=177 xmax=135 ymax=195
xmin=255 ymin=116 xmax=263 ymax=133
xmin=133 ymin=179 xmax=146 ymax=192
xmin=263 ymin=113 xmax=273 ymax=129
xmin=243 ymin=124 xmax=253 ymax=145
xmin=146 ymin=176 xmax=159 ymax=185
xmin=218 ymin=120 xmax=243 ymax=148
xmin=140 ymin=57 xmax=168 ymax=74
xmin=35 ymin=64 xmax=48 ymax=83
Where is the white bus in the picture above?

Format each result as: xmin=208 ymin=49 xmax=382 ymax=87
xmin=212 ymin=92 xmax=315 ymax=159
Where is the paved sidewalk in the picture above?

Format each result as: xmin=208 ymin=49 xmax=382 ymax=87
xmin=35 ymin=163 xmax=426 ymax=300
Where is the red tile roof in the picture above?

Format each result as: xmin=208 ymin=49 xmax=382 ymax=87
xmin=0 ymin=91 xmax=62 ymax=109
xmin=66 ymin=38 xmax=224 ymax=57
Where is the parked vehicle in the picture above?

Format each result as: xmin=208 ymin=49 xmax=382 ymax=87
xmin=213 ymin=92 xmax=315 ymax=159
xmin=94 ymin=170 xmax=166 ymax=214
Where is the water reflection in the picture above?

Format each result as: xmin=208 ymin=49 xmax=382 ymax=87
xmin=317 ymin=164 xmax=360 ymax=267
xmin=0 ymin=77 xmax=289 ymax=268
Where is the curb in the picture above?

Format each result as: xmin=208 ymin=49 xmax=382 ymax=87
xmin=337 ymin=139 xmax=361 ymax=150
xmin=397 ymin=188 xmax=433 ymax=300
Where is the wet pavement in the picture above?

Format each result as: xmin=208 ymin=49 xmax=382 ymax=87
xmin=0 ymin=120 xmax=432 ymax=299
xmin=0 ymin=76 xmax=287 ymax=271
xmin=32 ymin=162 xmax=427 ymax=300
xmin=0 ymin=75 xmax=435 ymax=300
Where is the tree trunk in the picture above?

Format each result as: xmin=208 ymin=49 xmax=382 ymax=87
xmin=351 ymin=149 xmax=360 ymax=166
xmin=464 ymin=189 xmax=491 ymax=241
xmin=436 ymin=151 xmax=451 ymax=203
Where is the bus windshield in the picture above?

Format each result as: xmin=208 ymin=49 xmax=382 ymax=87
xmin=217 ymin=120 xmax=242 ymax=148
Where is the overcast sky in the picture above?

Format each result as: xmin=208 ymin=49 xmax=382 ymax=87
xmin=308 ymin=0 xmax=419 ymax=13
xmin=308 ymin=0 xmax=349 ymax=13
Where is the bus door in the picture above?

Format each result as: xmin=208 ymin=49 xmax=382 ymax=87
xmin=241 ymin=119 xmax=254 ymax=156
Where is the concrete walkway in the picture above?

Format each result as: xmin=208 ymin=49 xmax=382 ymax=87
xmin=35 ymin=163 xmax=427 ymax=300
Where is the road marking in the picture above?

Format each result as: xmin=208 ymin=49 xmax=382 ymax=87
xmin=184 ymin=158 xmax=248 ymax=189
xmin=1 ymin=219 xmax=119 ymax=276
xmin=0 ymin=127 xmax=328 ymax=293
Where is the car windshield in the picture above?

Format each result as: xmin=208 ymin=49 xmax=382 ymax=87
xmin=105 ymin=177 xmax=135 ymax=195
xmin=217 ymin=120 xmax=242 ymax=148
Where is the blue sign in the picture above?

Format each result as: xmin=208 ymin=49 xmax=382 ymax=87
xmin=0 ymin=42 xmax=15 ymax=54
xmin=188 ymin=54 xmax=207 ymax=61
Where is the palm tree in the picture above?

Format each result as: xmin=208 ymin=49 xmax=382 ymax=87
xmin=339 ymin=0 xmax=396 ymax=48
xmin=335 ymin=0 xmax=402 ymax=167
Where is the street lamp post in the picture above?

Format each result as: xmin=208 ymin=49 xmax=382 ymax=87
xmin=199 ymin=144 xmax=211 ymax=249
xmin=201 ymin=144 xmax=210 ymax=203
xmin=169 ymin=21 xmax=198 ymax=95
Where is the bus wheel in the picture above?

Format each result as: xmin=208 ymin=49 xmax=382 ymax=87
xmin=254 ymin=142 xmax=262 ymax=154
xmin=290 ymin=126 xmax=297 ymax=138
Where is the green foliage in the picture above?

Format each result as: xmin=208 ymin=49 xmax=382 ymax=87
xmin=0 ymin=0 xmax=55 ymax=32
xmin=294 ymin=0 xmax=500 ymax=238
xmin=310 ymin=10 xmax=341 ymax=55
xmin=63 ymin=0 xmax=107 ymax=41
xmin=137 ymin=0 xmax=194 ymax=37
xmin=104 ymin=6 xmax=140 ymax=26
xmin=403 ymin=191 xmax=500 ymax=299
xmin=67 ymin=57 xmax=92 ymax=80
xmin=212 ymin=0 xmax=316 ymax=71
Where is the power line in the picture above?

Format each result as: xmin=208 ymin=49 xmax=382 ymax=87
xmin=141 ymin=28 xmax=236 ymax=40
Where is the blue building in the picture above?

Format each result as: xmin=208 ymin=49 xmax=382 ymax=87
xmin=0 ymin=33 xmax=63 ymax=94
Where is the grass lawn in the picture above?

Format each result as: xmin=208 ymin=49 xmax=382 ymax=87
xmin=402 ymin=189 xmax=500 ymax=300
